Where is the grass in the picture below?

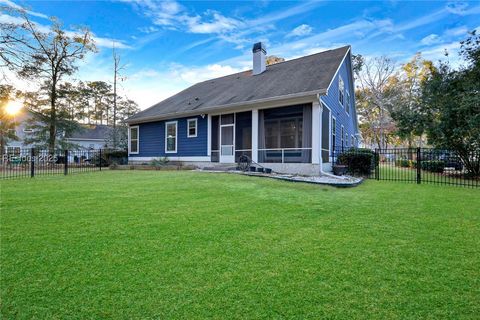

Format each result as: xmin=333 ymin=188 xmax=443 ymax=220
xmin=1 ymin=171 xmax=479 ymax=319
xmin=376 ymin=164 xmax=479 ymax=187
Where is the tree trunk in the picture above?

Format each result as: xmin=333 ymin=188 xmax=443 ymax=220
xmin=48 ymin=79 xmax=57 ymax=154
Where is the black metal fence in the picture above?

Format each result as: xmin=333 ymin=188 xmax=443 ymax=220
xmin=1 ymin=148 xmax=127 ymax=180
xmin=332 ymin=146 xmax=480 ymax=188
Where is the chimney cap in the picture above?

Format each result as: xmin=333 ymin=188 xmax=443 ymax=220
xmin=252 ymin=42 xmax=266 ymax=54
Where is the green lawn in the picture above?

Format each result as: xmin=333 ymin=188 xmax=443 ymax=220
xmin=1 ymin=171 xmax=479 ymax=319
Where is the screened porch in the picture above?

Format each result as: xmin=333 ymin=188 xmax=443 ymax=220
xmin=210 ymin=104 xmax=313 ymax=164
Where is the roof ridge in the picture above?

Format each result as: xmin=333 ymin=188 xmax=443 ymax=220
xmin=194 ymin=45 xmax=350 ymax=84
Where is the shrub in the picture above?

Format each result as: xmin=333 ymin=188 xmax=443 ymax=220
xmin=395 ymin=159 xmax=417 ymax=168
xmin=150 ymin=157 xmax=169 ymax=169
xmin=337 ymin=149 xmax=376 ymax=176
xmin=92 ymin=149 xmax=128 ymax=167
xmin=421 ymin=160 xmax=445 ymax=173
xmin=395 ymin=159 xmax=409 ymax=167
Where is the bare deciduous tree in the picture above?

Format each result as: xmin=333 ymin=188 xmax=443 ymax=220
xmin=0 ymin=7 xmax=95 ymax=152
xmin=354 ymin=56 xmax=397 ymax=149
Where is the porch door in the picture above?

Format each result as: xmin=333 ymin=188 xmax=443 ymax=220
xmin=220 ymin=114 xmax=235 ymax=163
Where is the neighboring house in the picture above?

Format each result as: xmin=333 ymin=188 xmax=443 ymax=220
xmin=4 ymin=111 xmax=111 ymax=155
xmin=125 ymin=43 xmax=360 ymax=175
xmin=64 ymin=124 xmax=112 ymax=150
xmin=3 ymin=110 xmax=32 ymax=156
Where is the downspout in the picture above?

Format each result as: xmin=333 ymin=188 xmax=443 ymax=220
xmin=316 ymin=93 xmax=324 ymax=175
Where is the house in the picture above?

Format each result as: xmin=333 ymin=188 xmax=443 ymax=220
xmin=4 ymin=109 xmax=112 ymax=156
xmin=125 ymin=43 xmax=360 ymax=175
xmin=64 ymin=124 xmax=112 ymax=150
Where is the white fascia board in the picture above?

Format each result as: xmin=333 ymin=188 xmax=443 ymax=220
xmin=125 ymin=91 xmax=325 ymax=124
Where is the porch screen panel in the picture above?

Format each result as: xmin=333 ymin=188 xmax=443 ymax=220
xmin=260 ymin=104 xmax=311 ymax=163
xmin=211 ymin=115 xmax=219 ymax=162
xmin=302 ymin=104 xmax=312 ymax=163
xmin=321 ymin=105 xmax=330 ymax=163
xmin=235 ymin=111 xmax=252 ymax=162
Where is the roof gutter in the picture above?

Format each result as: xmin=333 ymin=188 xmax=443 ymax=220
xmin=125 ymin=89 xmax=327 ymax=124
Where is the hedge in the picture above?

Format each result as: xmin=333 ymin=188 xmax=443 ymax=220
xmin=337 ymin=149 xmax=376 ymax=176
xmin=421 ymin=160 xmax=445 ymax=173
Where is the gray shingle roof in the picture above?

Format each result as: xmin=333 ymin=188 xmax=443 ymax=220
xmin=127 ymin=45 xmax=350 ymax=123
xmin=66 ymin=124 xmax=112 ymax=140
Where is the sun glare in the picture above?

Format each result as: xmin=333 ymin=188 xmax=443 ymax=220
xmin=5 ymin=100 xmax=22 ymax=116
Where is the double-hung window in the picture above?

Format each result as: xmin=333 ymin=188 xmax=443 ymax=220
xmin=332 ymin=117 xmax=336 ymax=150
xmin=339 ymin=76 xmax=344 ymax=107
xmin=165 ymin=121 xmax=177 ymax=153
xmin=341 ymin=125 xmax=345 ymax=147
xmin=129 ymin=126 xmax=139 ymax=154
xmin=187 ymin=118 xmax=197 ymax=138
xmin=346 ymin=90 xmax=350 ymax=115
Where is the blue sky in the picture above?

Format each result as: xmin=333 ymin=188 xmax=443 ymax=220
xmin=1 ymin=0 xmax=479 ymax=109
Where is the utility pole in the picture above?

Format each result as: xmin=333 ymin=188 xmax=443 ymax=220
xmin=113 ymin=45 xmax=119 ymax=149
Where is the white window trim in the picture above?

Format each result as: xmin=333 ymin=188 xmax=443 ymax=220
xmin=128 ymin=125 xmax=139 ymax=155
xmin=187 ymin=118 xmax=197 ymax=138
xmin=331 ymin=116 xmax=336 ymax=150
xmin=165 ymin=121 xmax=178 ymax=153
xmin=339 ymin=76 xmax=345 ymax=107
xmin=345 ymin=90 xmax=350 ymax=116
xmin=341 ymin=125 xmax=345 ymax=147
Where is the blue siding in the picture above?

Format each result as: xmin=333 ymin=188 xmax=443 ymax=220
xmin=130 ymin=115 xmax=208 ymax=157
xmin=320 ymin=50 xmax=359 ymax=149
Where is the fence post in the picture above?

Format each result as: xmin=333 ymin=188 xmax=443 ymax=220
xmin=30 ymin=148 xmax=35 ymax=178
xmin=99 ymin=149 xmax=102 ymax=171
xmin=64 ymin=150 xmax=68 ymax=175
xmin=375 ymin=148 xmax=379 ymax=180
xmin=416 ymin=147 xmax=421 ymax=184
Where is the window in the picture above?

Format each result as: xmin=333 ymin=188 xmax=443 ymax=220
xmin=321 ymin=104 xmax=330 ymax=163
xmin=7 ymin=146 xmax=20 ymax=156
xmin=346 ymin=90 xmax=350 ymax=115
xmin=339 ymin=76 xmax=344 ymax=106
xmin=264 ymin=118 xmax=303 ymax=149
xmin=341 ymin=125 xmax=345 ymax=147
xmin=351 ymin=135 xmax=355 ymax=147
xmin=345 ymin=132 xmax=348 ymax=147
xmin=129 ymin=126 xmax=139 ymax=154
xmin=165 ymin=121 xmax=177 ymax=153
xmin=23 ymin=128 xmax=33 ymax=133
xmin=187 ymin=118 xmax=197 ymax=138
xmin=332 ymin=117 xmax=336 ymax=149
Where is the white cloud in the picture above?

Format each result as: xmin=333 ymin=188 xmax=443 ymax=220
xmin=90 ymin=35 xmax=131 ymax=49
xmin=420 ymin=42 xmax=465 ymax=68
xmin=445 ymin=2 xmax=469 ymax=15
xmin=129 ymin=0 xmax=324 ymax=48
xmin=444 ymin=26 xmax=469 ymax=37
xmin=185 ymin=11 xmax=243 ymax=34
xmin=0 ymin=13 xmax=130 ymax=49
xmin=138 ymin=26 xmax=159 ymax=34
xmin=0 ymin=0 xmax=48 ymax=19
xmin=171 ymin=63 xmax=246 ymax=84
xmin=287 ymin=24 xmax=313 ymax=38
xmin=421 ymin=34 xmax=441 ymax=45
